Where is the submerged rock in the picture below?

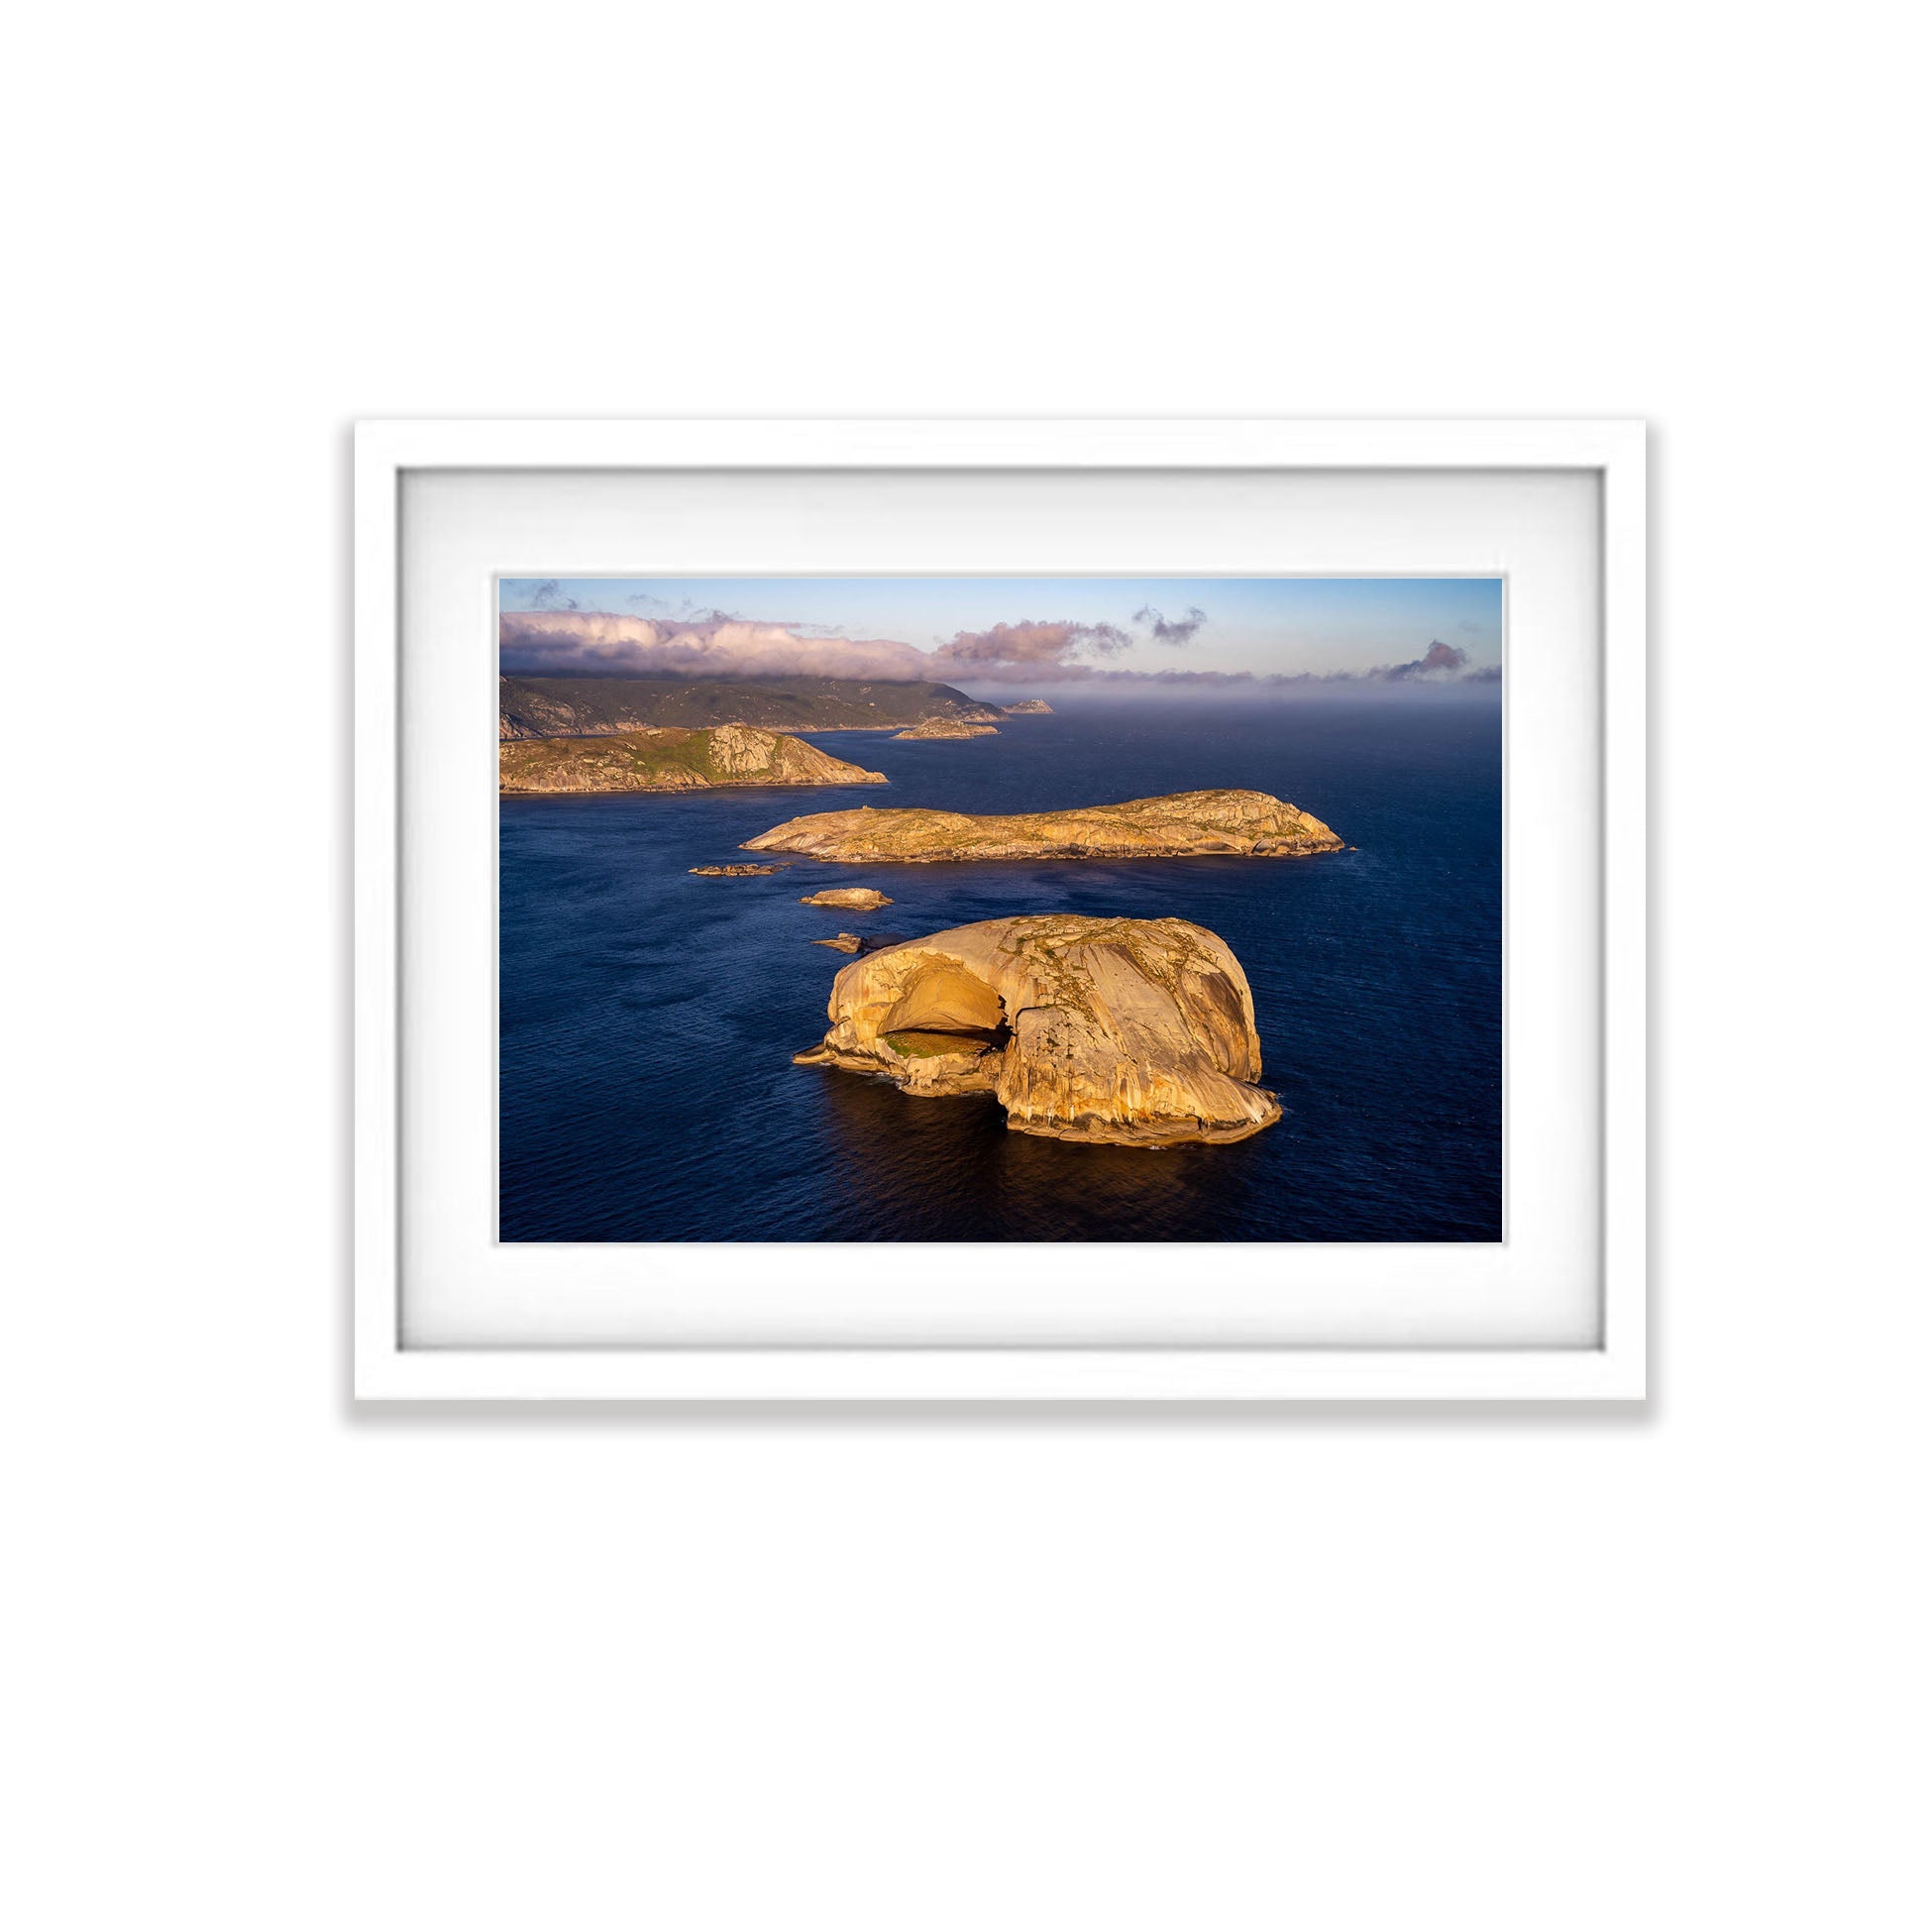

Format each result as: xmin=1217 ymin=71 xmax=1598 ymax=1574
xmin=800 ymin=887 xmax=894 ymax=910
xmin=793 ymin=914 xmax=1281 ymax=1146
xmin=746 ymin=789 xmax=1342 ymax=863
xmin=500 ymin=723 xmax=887 ymax=795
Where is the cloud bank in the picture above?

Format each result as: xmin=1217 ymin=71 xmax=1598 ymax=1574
xmin=499 ymin=609 xmax=933 ymax=682
xmin=932 ymin=618 xmax=1130 ymax=668
xmin=956 ymin=637 xmax=1492 ymax=691
xmin=499 ymin=608 xmax=1496 ymax=691
xmin=1382 ymin=639 xmax=1467 ymax=681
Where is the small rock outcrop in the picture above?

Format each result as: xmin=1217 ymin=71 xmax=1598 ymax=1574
xmin=500 ymin=724 xmax=887 ymax=795
xmin=892 ymin=717 xmax=1000 ymax=741
xmin=793 ymin=915 xmax=1281 ymax=1146
xmin=746 ymin=790 xmax=1342 ymax=863
xmin=800 ymin=887 xmax=894 ymax=910
xmin=689 ymin=863 xmax=787 ymax=876
xmin=811 ymin=933 xmax=864 ymax=953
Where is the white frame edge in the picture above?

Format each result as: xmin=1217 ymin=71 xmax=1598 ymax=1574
xmin=353 ymin=419 xmax=1647 ymax=1404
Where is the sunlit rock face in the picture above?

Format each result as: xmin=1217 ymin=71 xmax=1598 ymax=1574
xmin=744 ymin=790 xmax=1342 ymax=863
xmin=793 ymin=915 xmax=1281 ymax=1146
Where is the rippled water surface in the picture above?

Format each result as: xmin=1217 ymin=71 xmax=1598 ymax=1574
xmin=500 ymin=699 xmax=1501 ymax=1241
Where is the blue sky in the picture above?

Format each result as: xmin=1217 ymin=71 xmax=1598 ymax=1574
xmin=498 ymin=576 xmax=1503 ymax=681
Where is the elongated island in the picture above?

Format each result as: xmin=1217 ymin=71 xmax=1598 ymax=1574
xmin=891 ymin=717 xmax=999 ymax=741
xmin=795 ymin=914 xmax=1281 ymax=1146
xmin=745 ymin=789 xmax=1342 ymax=862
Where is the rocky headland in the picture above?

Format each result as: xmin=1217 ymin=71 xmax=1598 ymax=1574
xmin=499 ymin=724 xmax=887 ymax=795
xmin=745 ymin=790 xmax=1342 ymax=863
xmin=499 ymin=675 xmax=1003 ymax=740
xmin=800 ymin=887 xmax=894 ymax=910
xmin=793 ymin=914 xmax=1281 ymax=1146
xmin=892 ymin=717 xmax=1000 ymax=741
xmin=1002 ymin=698 xmax=1053 ymax=714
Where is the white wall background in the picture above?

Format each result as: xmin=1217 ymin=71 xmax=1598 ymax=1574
xmin=7 ymin=4 xmax=1925 ymax=1927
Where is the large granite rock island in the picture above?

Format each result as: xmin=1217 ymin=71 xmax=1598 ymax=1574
xmin=794 ymin=914 xmax=1283 ymax=1146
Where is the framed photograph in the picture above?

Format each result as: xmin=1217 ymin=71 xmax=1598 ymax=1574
xmin=356 ymin=419 xmax=1645 ymax=1401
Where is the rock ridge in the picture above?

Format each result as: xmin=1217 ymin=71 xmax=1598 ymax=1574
xmin=892 ymin=717 xmax=1000 ymax=740
xmin=499 ymin=675 xmax=1003 ymax=739
xmin=746 ymin=789 xmax=1342 ymax=862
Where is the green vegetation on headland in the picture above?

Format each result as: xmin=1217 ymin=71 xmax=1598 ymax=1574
xmin=499 ymin=675 xmax=1004 ymax=740
xmin=498 ymin=724 xmax=886 ymax=795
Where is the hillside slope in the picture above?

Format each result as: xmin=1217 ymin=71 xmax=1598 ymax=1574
xmin=499 ymin=724 xmax=887 ymax=794
xmin=499 ymin=675 xmax=1002 ymax=739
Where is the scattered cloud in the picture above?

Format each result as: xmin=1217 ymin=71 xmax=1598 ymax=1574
xmin=618 ymin=590 xmax=759 ymax=625
xmin=1378 ymin=639 xmax=1467 ymax=682
xmin=1133 ymin=603 xmax=1208 ymax=648
xmin=931 ymin=618 xmax=1131 ymax=668
xmin=527 ymin=579 xmax=579 ymax=611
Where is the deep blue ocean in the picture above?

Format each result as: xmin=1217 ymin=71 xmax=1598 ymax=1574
xmin=499 ymin=699 xmax=1501 ymax=1241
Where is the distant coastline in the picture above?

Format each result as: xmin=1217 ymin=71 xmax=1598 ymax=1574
xmin=499 ymin=723 xmax=885 ymax=795
xmin=500 ymin=674 xmax=1003 ymax=741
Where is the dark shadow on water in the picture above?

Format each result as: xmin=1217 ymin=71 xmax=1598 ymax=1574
xmin=806 ymin=1065 xmax=1299 ymax=1241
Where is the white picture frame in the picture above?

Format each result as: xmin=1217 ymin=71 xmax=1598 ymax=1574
xmin=356 ymin=419 xmax=1646 ymax=1402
